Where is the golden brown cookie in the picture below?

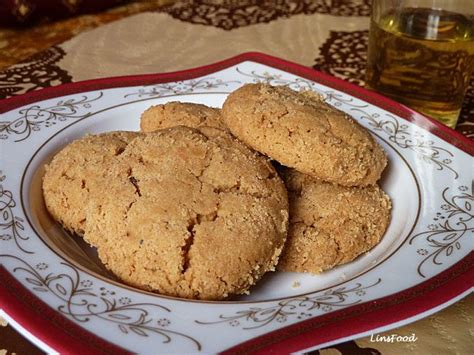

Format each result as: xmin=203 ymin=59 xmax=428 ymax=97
xmin=140 ymin=101 xmax=226 ymax=132
xmin=222 ymin=84 xmax=387 ymax=186
xmin=277 ymin=167 xmax=391 ymax=273
xmin=84 ymin=126 xmax=289 ymax=300
xmin=42 ymin=131 xmax=139 ymax=235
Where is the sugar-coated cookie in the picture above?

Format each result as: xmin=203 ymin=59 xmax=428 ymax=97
xmin=42 ymin=131 xmax=139 ymax=235
xmin=141 ymin=102 xmax=226 ymax=132
xmin=84 ymin=126 xmax=289 ymax=300
xmin=222 ymin=84 xmax=387 ymax=186
xmin=277 ymin=167 xmax=391 ymax=273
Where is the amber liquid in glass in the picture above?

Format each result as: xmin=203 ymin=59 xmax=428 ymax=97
xmin=366 ymin=8 xmax=474 ymax=128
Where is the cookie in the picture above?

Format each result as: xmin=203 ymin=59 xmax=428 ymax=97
xmin=221 ymin=83 xmax=387 ymax=186
xmin=140 ymin=102 xmax=226 ymax=132
xmin=84 ymin=126 xmax=289 ymax=300
xmin=277 ymin=167 xmax=391 ymax=273
xmin=42 ymin=131 xmax=139 ymax=235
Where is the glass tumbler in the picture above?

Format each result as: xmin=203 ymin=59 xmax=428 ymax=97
xmin=365 ymin=0 xmax=474 ymax=128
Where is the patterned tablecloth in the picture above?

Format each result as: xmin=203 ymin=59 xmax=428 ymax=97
xmin=0 ymin=1 xmax=472 ymax=354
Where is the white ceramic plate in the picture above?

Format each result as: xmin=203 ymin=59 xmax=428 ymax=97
xmin=0 ymin=53 xmax=472 ymax=354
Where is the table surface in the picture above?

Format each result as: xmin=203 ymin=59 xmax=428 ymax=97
xmin=0 ymin=1 xmax=472 ymax=354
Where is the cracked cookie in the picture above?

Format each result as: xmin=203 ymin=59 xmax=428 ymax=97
xmin=84 ymin=126 xmax=289 ymax=300
xmin=42 ymin=131 xmax=139 ymax=235
xmin=141 ymin=101 xmax=226 ymax=132
xmin=276 ymin=167 xmax=391 ymax=273
xmin=221 ymin=83 xmax=387 ymax=186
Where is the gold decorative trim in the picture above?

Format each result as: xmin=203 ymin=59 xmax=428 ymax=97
xmin=0 ymin=254 xmax=202 ymax=350
xmin=410 ymin=183 xmax=473 ymax=278
xmin=0 ymin=172 xmax=32 ymax=254
xmin=0 ymin=92 xmax=103 ymax=142
xmin=196 ymin=279 xmax=382 ymax=329
xmin=124 ymin=77 xmax=241 ymax=98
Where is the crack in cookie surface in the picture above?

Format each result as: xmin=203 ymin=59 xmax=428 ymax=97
xmin=42 ymin=131 xmax=140 ymax=235
xmin=84 ymin=126 xmax=288 ymax=300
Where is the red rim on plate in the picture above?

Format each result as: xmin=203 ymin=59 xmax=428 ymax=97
xmin=0 ymin=52 xmax=473 ymax=354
